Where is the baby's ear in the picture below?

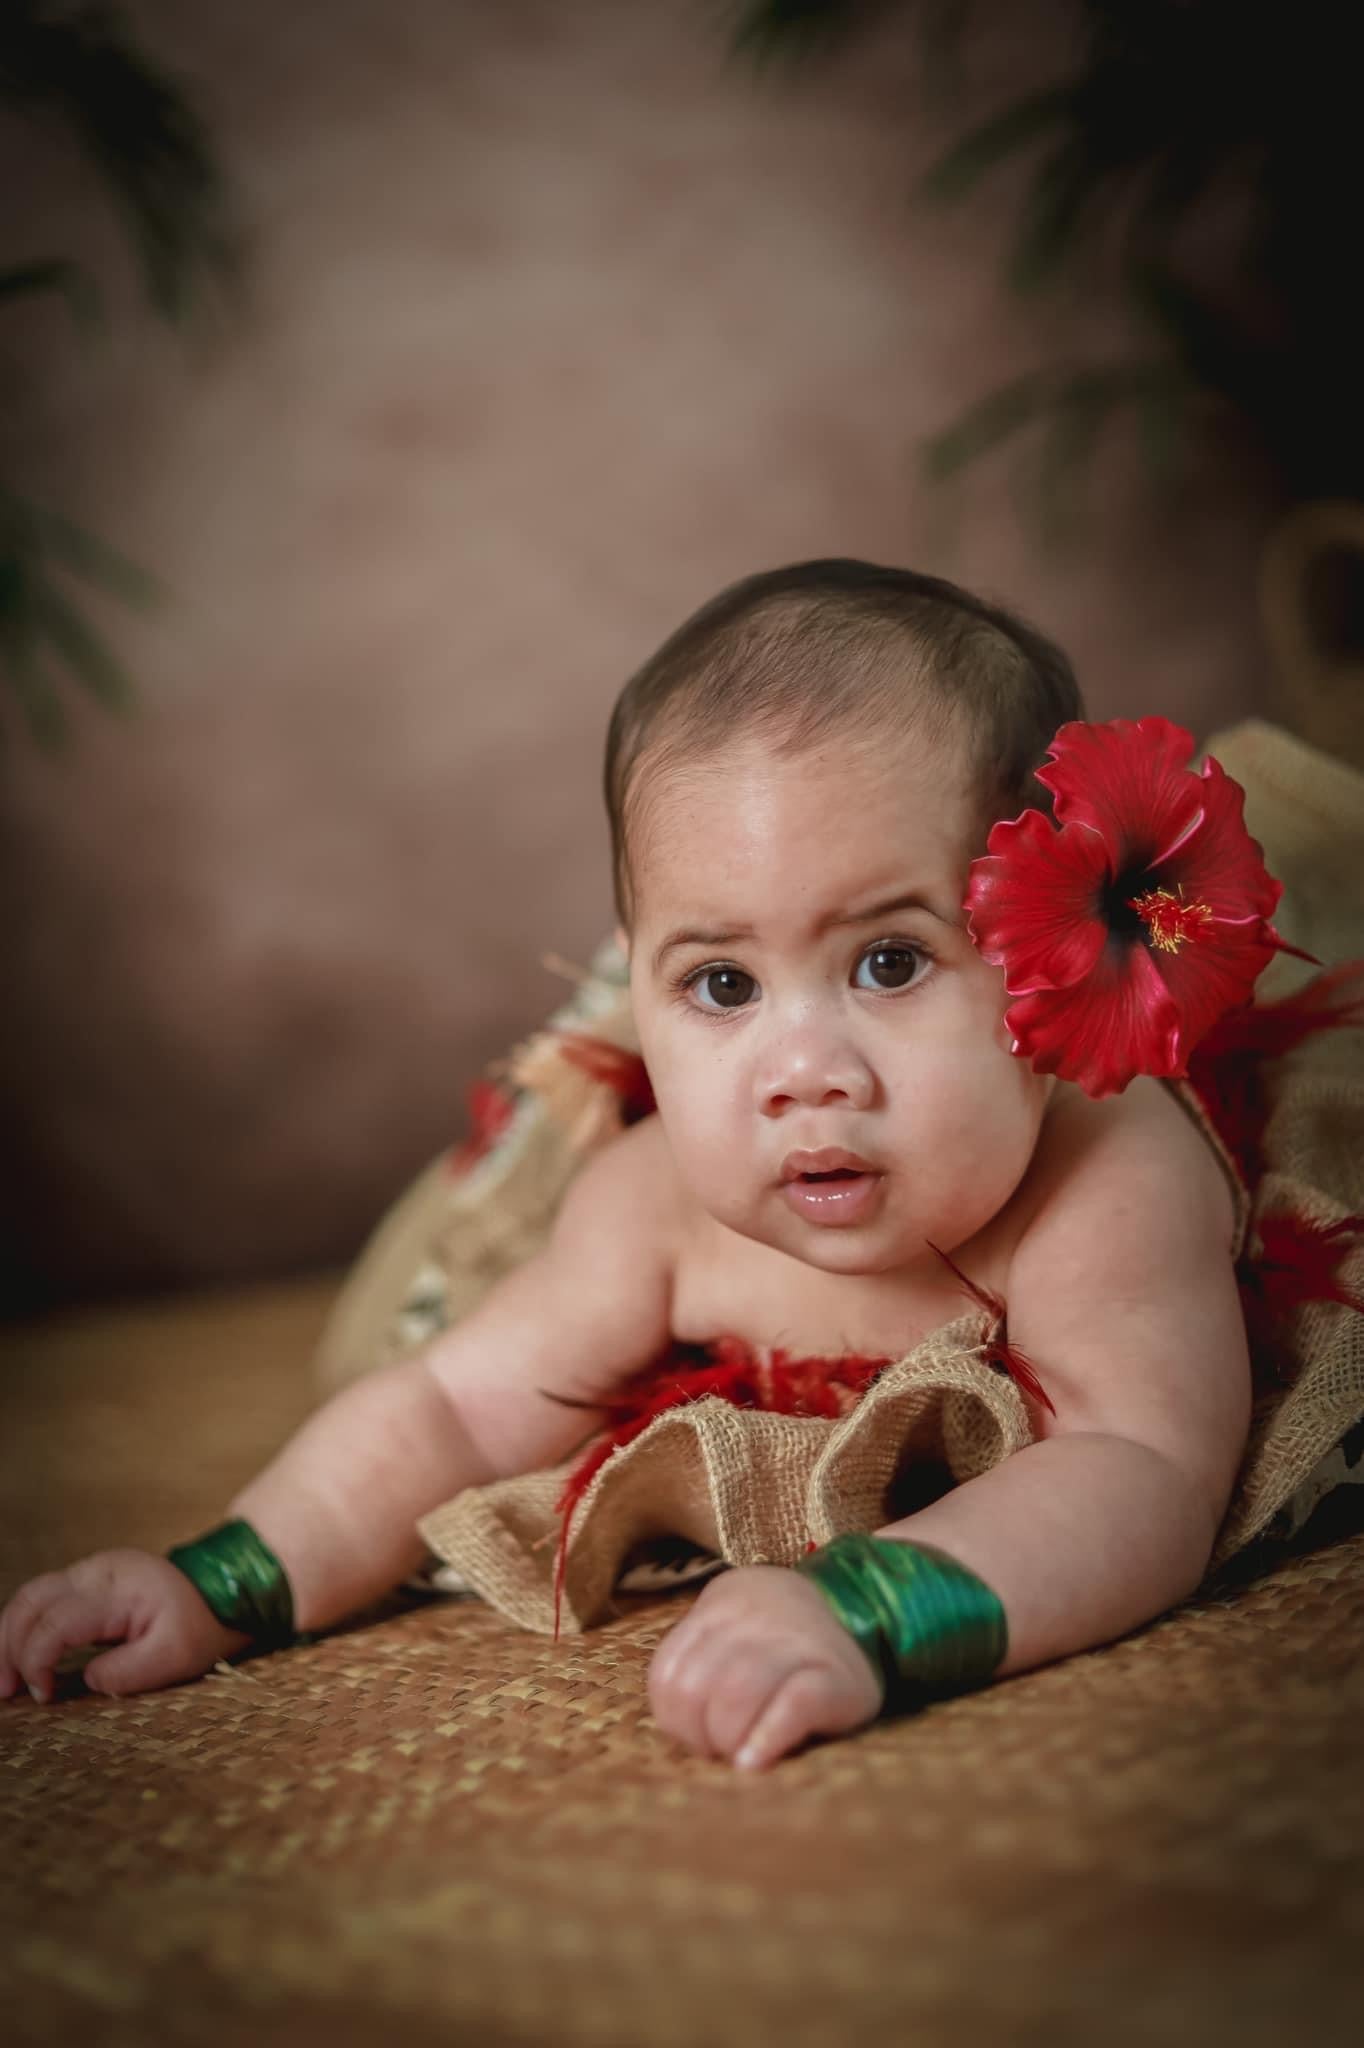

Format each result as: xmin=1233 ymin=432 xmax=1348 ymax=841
xmin=613 ymin=923 xmax=630 ymax=963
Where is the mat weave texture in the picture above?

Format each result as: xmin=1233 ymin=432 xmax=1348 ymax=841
xmin=3 ymin=1279 xmax=1363 ymax=2048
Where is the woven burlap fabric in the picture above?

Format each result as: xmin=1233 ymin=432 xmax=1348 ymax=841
xmin=419 ymin=1315 xmax=1033 ymax=1633
xmin=3 ymin=1279 xmax=1364 ymax=2048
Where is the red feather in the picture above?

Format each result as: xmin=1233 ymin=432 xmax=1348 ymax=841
xmin=928 ymin=1243 xmax=1056 ymax=1415
xmin=1188 ymin=961 xmax=1364 ymax=1179
xmin=1239 ymin=1212 xmax=1364 ymax=1380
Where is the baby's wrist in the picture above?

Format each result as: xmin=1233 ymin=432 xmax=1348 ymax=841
xmin=794 ymin=1534 xmax=1007 ymax=1710
xmin=165 ymin=1519 xmax=296 ymax=1651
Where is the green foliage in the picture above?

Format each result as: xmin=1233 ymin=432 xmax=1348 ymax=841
xmin=1 ymin=2 xmax=232 ymax=749
xmin=0 ymin=486 xmax=157 ymax=749
xmin=732 ymin=0 xmax=1364 ymax=519
xmin=0 ymin=0 xmax=233 ymax=317
xmin=728 ymin=0 xmax=877 ymax=65
xmin=0 ymin=257 xmax=100 ymax=328
xmin=922 ymin=360 xmax=1189 ymax=539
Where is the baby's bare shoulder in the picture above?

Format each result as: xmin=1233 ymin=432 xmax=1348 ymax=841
xmin=1016 ymin=1079 xmax=1236 ymax=1277
xmin=1004 ymin=1082 xmax=1250 ymax=1500
xmin=548 ymin=1113 xmax=684 ymax=1285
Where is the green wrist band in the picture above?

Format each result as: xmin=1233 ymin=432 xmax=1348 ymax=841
xmin=795 ymin=1533 xmax=1007 ymax=1708
xmin=166 ymin=1519 xmax=295 ymax=1647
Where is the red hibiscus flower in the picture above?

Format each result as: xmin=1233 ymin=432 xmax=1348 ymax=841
xmin=963 ymin=718 xmax=1295 ymax=1098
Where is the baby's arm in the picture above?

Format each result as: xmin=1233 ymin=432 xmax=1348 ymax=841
xmin=884 ymin=1114 xmax=1250 ymax=1675
xmin=0 ymin=1125 xmax=673 ymax=1701
xmin=651 ymin=1098 xmax=1250 ymax=1766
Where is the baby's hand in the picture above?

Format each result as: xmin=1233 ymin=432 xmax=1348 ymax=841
xmin=0 ymin=1550 xmax=248 ymax=1703
xmin=648 ymin=1563 xmax=883 ymax=1770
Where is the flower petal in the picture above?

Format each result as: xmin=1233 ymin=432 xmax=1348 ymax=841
xmin=1004 ymin=938 xmax=1182 ymax=1097
xmin=1036 ymin=717 xmax=1204 ymax=872
xmin=1159 ymin=756 xmax=1283 ymax=922
xmin=1155 ymin=916 xmax=1281 ymax=1065
xmin=964 ymin=810 xmax=1109 ymax=993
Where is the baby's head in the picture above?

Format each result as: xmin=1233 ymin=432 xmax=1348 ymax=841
xmin=605 ymin=560 xmax=1085 ymax=1277
xmin=606 ymin=558 xmax=1081 ymax=932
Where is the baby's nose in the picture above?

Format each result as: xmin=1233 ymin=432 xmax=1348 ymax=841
xmin=757 ymin=1030 xmax=876 ymax=1116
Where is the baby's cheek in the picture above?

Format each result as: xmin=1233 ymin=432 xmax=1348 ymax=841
xmin=918 ymin=1049 xmax=1044 ymax=1217
xmin=646 ymin=1057 xmax=749 ymax=1203
xmin=668 ymin=1128 xmax=755 ymax=1231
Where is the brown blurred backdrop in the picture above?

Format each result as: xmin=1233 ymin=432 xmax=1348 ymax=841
xmin=0 ymin=0 xmax=1278 ymax=1310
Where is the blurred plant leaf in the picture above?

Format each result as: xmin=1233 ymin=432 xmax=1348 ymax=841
xmin=0 ymin=257 xmax=101 ymax=330
xmin=728 ymin=0 xmax=877 ymax=64
xmin=919 ymin=84 xmax=1073 ymax=202
xmin=2 ymin=4 xmax=233 ymax=751
xmin=0 ymin=487 xmax=151 ymax=746
xmin=0 ymin=0 xmax=236 ymax=319
xmin=1128 ymin=261 xmax=1265 ymax=422
xmin=29 ymin=497 xmax=159 ymax=605
xmin=923 ymin=358 xmax=1195 ymax=542
xmin=1037 ymin=361 xmax=1190 ymax=539
xmin=1007 ymin=135 xmax=1104 ymax=293
xmin=920 ymin=369 xmax=1055 ymax=479
xmin=30 ymin=581 xmax=135 ymax=713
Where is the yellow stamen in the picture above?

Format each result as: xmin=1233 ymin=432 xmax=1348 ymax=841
xmin=1129 ymin=886 xmax=1214 ymax=953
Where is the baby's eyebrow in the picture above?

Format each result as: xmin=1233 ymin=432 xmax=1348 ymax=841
xmin=818 ymin=890 xmax=959 ymax=934
xmin=651 ymin=891 xmax=957 ymax=972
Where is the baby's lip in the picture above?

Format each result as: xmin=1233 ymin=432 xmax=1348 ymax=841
xmin=780 ymin=1147 xmax=878 ymax=1183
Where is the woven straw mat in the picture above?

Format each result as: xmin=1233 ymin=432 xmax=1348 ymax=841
xmin=2 ymin=1277 xmax=1363 ymax=2048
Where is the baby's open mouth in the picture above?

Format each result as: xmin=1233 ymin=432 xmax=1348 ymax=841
xmin=779 ymin=1151 xmax=883 ymax=1227
xmin=780 ymin=1149 xmax=877 ymax=1183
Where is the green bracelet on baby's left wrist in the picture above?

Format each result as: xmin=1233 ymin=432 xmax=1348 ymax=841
xmin=795 ymin=1532 xmax=1007 ymax=1710
xmin=166 ymin=1519 xmax=296 ymax=1648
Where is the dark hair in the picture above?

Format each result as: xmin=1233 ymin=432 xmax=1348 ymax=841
xmin=604 ymin=558 xmax=1084 ymax=924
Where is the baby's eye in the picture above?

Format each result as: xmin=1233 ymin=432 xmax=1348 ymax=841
xmin=853 ymin=944 xmax=929 ymax=992
xmin=688 ymin=965 xmax=758 ymax=1011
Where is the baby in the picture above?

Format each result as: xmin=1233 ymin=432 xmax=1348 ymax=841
xmin=0 ymin=560 xmax=1254 ymax=1767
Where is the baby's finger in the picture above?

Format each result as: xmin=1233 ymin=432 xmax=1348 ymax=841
xmin=0 ymin=1575 xmax=70 ymax=1697
xmin=648 ymin=1619 xmax=745 ymax=1759
xmin=83 ymin=1616 xmax=179 ymax=1698
xmin=645 ymin=1599 xmax=718 ymax=1696
xmin=733 ymin=1664 xmax=863 ymax=1772
xmin=699 ymin=1647 xmax=810 ymax=1765
xmin=15 ymin=1588 xmax=113 ymax=1703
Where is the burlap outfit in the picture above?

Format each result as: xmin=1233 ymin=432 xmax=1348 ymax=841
xmin=317 ymin=720 xmax=1364 ymax=1636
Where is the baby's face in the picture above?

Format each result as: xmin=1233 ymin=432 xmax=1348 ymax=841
xmin=625 ymin=731 xmax=1052 ymax=1278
